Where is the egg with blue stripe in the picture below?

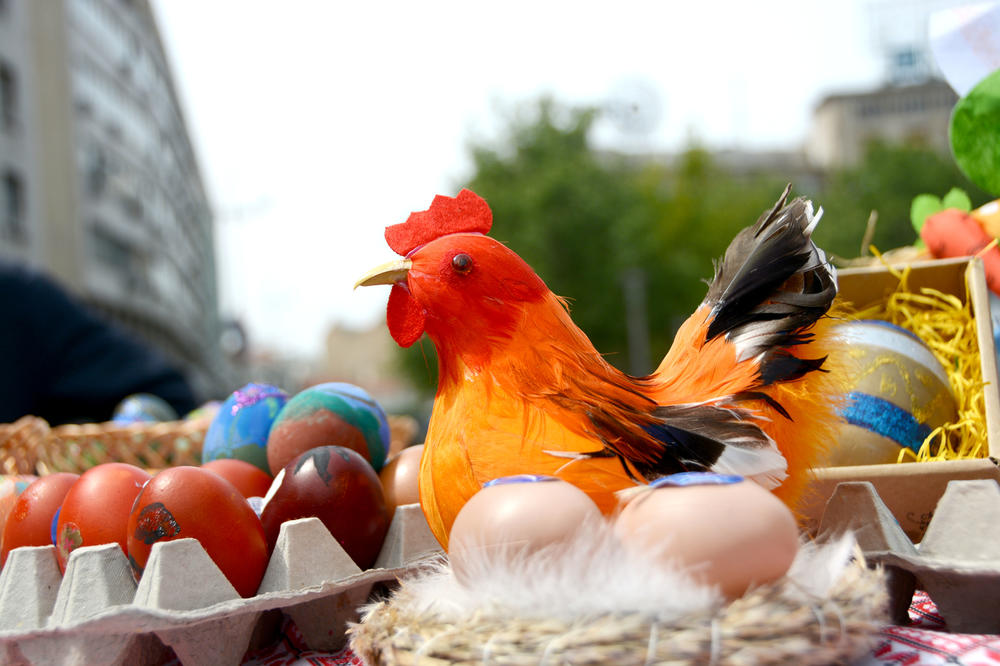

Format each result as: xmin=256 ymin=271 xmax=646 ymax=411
xmin=829 ymin=320 xmax=957 ymax=466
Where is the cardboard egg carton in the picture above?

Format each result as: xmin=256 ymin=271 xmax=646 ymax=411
xmin=817 ymin=479 xmax=1000 ymax=634
xmin=0 ymin=504 xmax=442 ymax=665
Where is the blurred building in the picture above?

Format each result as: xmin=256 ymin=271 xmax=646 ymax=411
xmin=806 ymin=78 xmax=958 ymax=168
xmin=807 ymin=0 xmax=963 ymax=169
xmin=315 ymin=324 xmax=420 ymax=416
xmin=0 ymin=0 xmax=229 ymax=399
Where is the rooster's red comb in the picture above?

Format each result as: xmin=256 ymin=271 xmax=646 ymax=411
xmin=385 ymin=189 xmax=492 ymax=256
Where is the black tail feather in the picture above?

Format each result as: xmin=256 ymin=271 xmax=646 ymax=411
xmin=703 ymin=185 xmax=836 ymax=377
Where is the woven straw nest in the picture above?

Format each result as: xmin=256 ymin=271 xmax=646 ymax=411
xmin=0 ymin=415 xmax=207 ymax=474
xmin=350 ymin=537 xmax=888 ymax=666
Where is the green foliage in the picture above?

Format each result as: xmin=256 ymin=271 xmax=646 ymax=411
xmin=911 ymin=193 xmax=945 ymax=234
xmin=395 ymin=99 xmax=652 ymax=393
xmin=393 ymin=99 xmax=991 ymax=398
xmin=808 ymin=141 xmax=987 ymax=260
xmin=942 ymin=188 xmax=974 ymax=212
xmin=910 ymin=187 xmax=972 ymax=248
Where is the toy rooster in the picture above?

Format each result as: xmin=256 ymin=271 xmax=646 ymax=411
xmin=357 ymin=187 xmax=842 ymax=548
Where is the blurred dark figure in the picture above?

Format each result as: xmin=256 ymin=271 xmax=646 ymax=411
xmin=0 ymin=260 xmax=198 ymax=425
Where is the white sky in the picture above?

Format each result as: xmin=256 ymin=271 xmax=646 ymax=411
xmin=152 ymin=1 xmax=894 ymax=358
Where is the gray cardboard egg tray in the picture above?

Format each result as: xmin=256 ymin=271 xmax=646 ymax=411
xmin=0 ymin=503 xmax=443 ymax=665
xmin=817 ymin=479 xmax=1000 ymax=634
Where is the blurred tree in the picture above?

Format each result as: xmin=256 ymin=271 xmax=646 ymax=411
xmin=396 ymin=98 xmax=655 ymax=393
xmin=394 ymin=99 xmax=788 ymax=393
xmin=637 ymin=149 xmax=790 ymax=360
xmin=810 ymin=141 xmax=990 ymax=261
xmin=393 ymin=101 xmax=987 ymax=400
xmin=464 ymin=100 xmax=652 ymax=364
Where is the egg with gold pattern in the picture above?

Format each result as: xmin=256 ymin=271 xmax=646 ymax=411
xmin=829 ymin=320 xmax=957 ymax=466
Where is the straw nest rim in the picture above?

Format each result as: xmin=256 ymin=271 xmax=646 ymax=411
xmin=350 ymin=554 xmax=887 ymax=666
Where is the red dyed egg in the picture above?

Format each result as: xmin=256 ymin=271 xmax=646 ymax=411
xmin=260 ymin=446 xmax=389 ymax=569
xmin=55 ymin=463 xmax=151 ymax=572
xmin=201 ymin=458 xmax=273 ymax=499
xmin=0 ymin=475 xmax=38 ymax=548
xmin=126 ymin=466 xmax=268 ymax=598
xmin=1 ymin=473 xmax=79 ymax=567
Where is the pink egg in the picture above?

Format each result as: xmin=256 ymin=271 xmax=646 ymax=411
xmin=448 ymin=475 xmax=603 ymax=584
xmin=614 ymin=473 xmax=799 ymax=598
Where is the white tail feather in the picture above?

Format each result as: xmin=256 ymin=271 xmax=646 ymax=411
xmin=710 ymin=443 xmax=788 ymax=489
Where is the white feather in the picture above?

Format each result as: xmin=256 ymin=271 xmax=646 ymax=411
xmin=784 ymin=531 xmax=858 ymax=600
xmin=710 ymin=440 xmax=788 ymax=489
xmin=385 ymin=517 xmax=859 ymax=624
xmin=805 ymin=203 xmax=822 ymax=235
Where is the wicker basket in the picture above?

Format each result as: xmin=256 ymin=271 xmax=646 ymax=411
xmin=0 ymin=416 xmax=49 ymax=475
xmin=0 ymin=416 xmax=208 ymax=475
xmin=0 ymin=413 xmax=418 ymax=476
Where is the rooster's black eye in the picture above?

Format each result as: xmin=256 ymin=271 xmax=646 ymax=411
xmin=451 ymin=253 xmax=473 ymax=274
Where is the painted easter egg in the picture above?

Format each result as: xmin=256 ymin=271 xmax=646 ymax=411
xmin=55 ymin=463 xmax=151 ymax=572
xmin=829 ymin=320 xmax=958 ymax=466
xmin=201 ymin=459 xmax=273 ymax=499
xmin=265 ymin=383 xmax=391 ymax=475
xmin=260 ymin=446 xmax=389 ymax=569
xmin=111 ymin=393 xmax=178 ymax=425
xmin=0 ymin=475 xmax=38 ymax=546
xmin=202 ymin=383 xmax=289 ymax=474
xmin=126 ymin=466 xmax=268 ymax=597
xmin=973 ymin=199 xmax=1000 ymax=239
xmin=185 ymin=400 xmax=221 ymax=423
xmin=1 ymin=473 xmax=79 ymax=567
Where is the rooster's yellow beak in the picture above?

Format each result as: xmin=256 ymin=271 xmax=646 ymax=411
xmin=354 ymin=259 xmax=412 ymax=289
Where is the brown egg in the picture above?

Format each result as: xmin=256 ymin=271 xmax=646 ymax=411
xmin=614 ymin=473 xmax=799 ymax=599
xmin=378 ymin=444 xmax=423 ymax=519
xmin=259 ymin=446 xmax=389 ymax=569
xmin=447 ymin=475 xmax=603 ymax=585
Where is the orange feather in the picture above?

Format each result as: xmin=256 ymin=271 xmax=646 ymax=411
xmin=359 ymin=188 xmax=844 ymax=549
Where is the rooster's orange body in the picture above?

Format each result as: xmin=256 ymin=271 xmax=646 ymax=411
xmin=359 ymin=188 xmax=842 ymax=548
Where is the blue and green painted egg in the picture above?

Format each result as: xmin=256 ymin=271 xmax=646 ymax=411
xmin=202 ymin=383 xmax=289 ymax=473
xmin=265 ymin=382 xmax=390 ymax=475
xmin=111 ymin=393 xmax=178 ymax=425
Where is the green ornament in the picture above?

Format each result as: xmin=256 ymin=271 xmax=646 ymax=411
xmin=911 ymin=193 xmax=943 ymax=235
xmin=909 ymin=188 xmax=971 ymax=248
xmin=941 ymin=187 xmax=972 ymax=212
xmin=951 ymin=68 xmax=1000 ymax=197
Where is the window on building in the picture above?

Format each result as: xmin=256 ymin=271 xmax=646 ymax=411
xmin=895 ymin=48 xmax=917 ymax=69
xmin=91 ymin=225 xmax=132 ymax=271
xmin=0 ymin=63 xmax=16 ymax=130
xmin=90 ymin=224 xmax=150 ymax=295
xmin=1 ymin=171 xmax=24 ymax=241
xmin=120 ymin=191 xmax=143 ymax=220
xmin=86 ymin=147 xmax=107 ymax=196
